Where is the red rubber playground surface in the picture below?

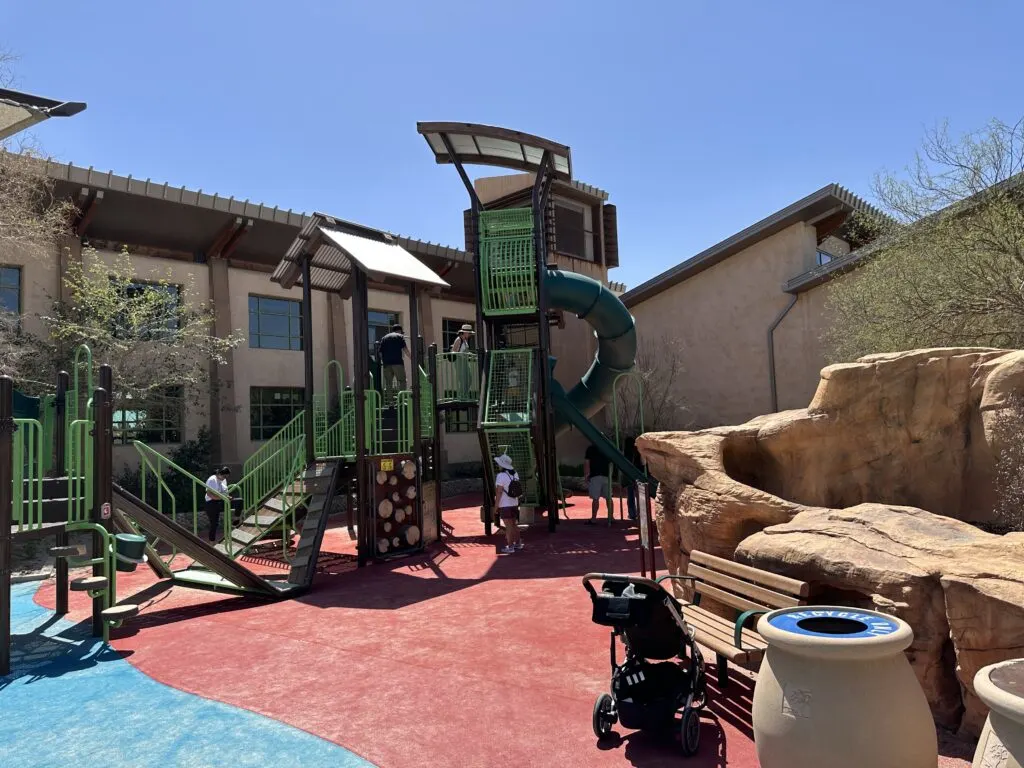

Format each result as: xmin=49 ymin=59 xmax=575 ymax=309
xmin=34 ymin=496 xmax=974 ymax=768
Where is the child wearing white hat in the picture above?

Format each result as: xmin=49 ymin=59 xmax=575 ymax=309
xmin=494 ymin=453 xmax=524 ymax=553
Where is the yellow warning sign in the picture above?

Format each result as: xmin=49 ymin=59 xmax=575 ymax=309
xmin=380 ymin=458 xmax=394 ymax=472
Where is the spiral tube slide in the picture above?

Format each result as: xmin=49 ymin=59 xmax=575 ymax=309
xmin=544 ymin=268 xmax=646 ymax=484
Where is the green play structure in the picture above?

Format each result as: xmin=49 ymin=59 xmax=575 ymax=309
xmin=417 ymin=122 xmax=652 ymax=533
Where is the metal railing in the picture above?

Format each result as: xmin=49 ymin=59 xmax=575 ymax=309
xmin=243 ymin=410 xmax=305 ymax=478
xmin=133 ymin=440 xmax=236 ymax=555
xmin=67 ymin=404 xmax=93 ymax=524
xmin=12 ymin=418 xmax=43 ymax=531
xmin=436 ymin=352 xmax=479 ymax=404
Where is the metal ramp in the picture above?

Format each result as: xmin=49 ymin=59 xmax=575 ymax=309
xmin=286 ymin=460 xmax=340 ymax=587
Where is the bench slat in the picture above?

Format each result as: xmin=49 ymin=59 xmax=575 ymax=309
xmin=682 ymin=612 xmax=762 ymax=662
xmin=688 ymin=563 xmax=802 ymax=610
xmin=683 ymin=604 xmax=765 ymax=651
xmin=690 ymin=580 xmax=770 ymax=615
xmin=690 ymin=550 xmax=810 ymax=598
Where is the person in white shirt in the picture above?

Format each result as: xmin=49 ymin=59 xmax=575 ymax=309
xmin=204 ymin=466 xmax=231 ymax=542
xmin=494 ymin=453 xmax=523 ymax=554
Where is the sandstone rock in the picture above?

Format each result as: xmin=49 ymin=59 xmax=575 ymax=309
xmin=636 ymin=348 xmax=1024 ymax=736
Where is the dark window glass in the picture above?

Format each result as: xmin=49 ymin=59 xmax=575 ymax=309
xmin=554 ymin=203 xmax=587 ymax=259
xmin=443 ymin=407 xmax=477 ymax=433
xmin=113 ymin=387 xmax=184 ymax=444
xmin=249 ymin=386 xmax=305 ymax=441
xmin=0 ymin=266 xmax=20 ymax=314
xmin=249 ymin=295 xmax=303 ymax=350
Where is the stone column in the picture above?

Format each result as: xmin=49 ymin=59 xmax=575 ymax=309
xmin=208 ymin=257 xmax=238 ymax=466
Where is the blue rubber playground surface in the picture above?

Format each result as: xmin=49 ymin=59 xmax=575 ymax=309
xmin=0 ymin=582 xmax=373 ymax=768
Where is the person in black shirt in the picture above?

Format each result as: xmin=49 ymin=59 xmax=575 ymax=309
xmin=378 ymin=324 xmax=408 ymax=392
xmin=584 ymin=442 xmax=612 ymax=526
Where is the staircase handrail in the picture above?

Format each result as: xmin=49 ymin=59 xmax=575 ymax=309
xmin=243 ymin=409 xmax=305 ymax=477
xmin=227 ymin=434 xmax=304 ymax=518
xmin=132 ymin=440 xmax=236 ymax=555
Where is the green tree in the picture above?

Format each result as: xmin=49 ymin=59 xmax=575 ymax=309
xmin=823 ymin=117 xmax=1024 ymax=362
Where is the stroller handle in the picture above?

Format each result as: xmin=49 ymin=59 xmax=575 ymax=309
xmin=582 ymin=572 xmax=661 ymax=597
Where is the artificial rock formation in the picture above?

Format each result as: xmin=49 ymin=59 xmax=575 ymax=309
xmin=636 ymin=348 xmax=1024 ymax=736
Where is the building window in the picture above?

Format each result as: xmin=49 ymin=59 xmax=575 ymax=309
xmin=442 ymin=317 xmax=475 ymax=352
xmin=249 ymin=295 xmax=303 ymax=350
xmin=250 ymin=386 xmax=304 ymax=441
xmin=368 ymin=309 xmax=400 ymax=355
xmin=444 ymin=406 xmax=477 ymax=433
xmin=554 ymin=202 xmax=590 ymax=260
xmin=0 ymin=266 xmax=21 ymax=315
xmin=113 ymin=387 xmax=184 ymax=444
xmin=115 ymin=280 xmax=181 ymax=340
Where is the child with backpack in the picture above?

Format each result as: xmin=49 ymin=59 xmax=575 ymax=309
xmin=494 ymin=453 xmax=524 ymax=553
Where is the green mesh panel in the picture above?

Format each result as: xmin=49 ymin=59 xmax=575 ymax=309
xmin=479 ymin=208 xmax=537 ymax=316
xmin=483 ymin=349 xmax=533 ymax=426
xmin=483 ymin=427 xmax=539 ymax=506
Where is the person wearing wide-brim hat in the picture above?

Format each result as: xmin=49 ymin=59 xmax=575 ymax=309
xmin=450 ymin=324 xmax=474 ymax=353
xmin=494 ymin=453 xmax=524 ymax=553
xmin=451 ymin=324 xmax=475 ymax=400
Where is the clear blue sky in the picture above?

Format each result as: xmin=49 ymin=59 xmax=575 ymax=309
xmin=7 ymin=1 xmax=1024 ymax=289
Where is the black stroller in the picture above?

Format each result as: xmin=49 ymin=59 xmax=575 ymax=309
xmin=582 ymin=573 xmax=707 ymax=756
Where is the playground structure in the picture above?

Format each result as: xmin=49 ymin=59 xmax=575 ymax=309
xmin=416 ymin=122 xmax=653 ymax=537
xmin=0 ymin=122 xmax=656 ymax=675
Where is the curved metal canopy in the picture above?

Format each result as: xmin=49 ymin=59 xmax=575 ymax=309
xmin=416 ymin=121 xmax=572 ymax=181
xmin=0 ymin=88 xmax=86 ymax=141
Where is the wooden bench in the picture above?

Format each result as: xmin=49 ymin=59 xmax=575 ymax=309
xmin=667 ymin=550 xmax=811 ymax=688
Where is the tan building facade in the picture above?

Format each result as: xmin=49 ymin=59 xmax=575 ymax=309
xmin=1 ymin=160 xmax=617 ymax=473
xmin=621 ymin=185 xmax=883 ymax=429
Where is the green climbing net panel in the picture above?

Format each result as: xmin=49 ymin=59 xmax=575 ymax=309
xmin=483 ymin=427 xmax=539 ymax=506
xmin=478 ymin=207 xmax=538 ymax=316
xmin=482 ymin=349 xmax=534 ymax=426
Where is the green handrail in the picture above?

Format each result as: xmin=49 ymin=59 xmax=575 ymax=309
xmin=12 ymin=418 xmax=43 ymax=531
xmin=365 ymin=389 xmax=382 ymax=454
xmin=228 ymin=434 xmax=302 ymax=519
xmin=66 ymin=396 xmax=94 ymax=524
xmin=244 ymin=409 xmax=305 ymax=477
xmin=612 ymin=371 xmax=646 ymax=518
xmin=64 ymin=521 xmax=125 ymax=643
xmin=230 ymin=437 xmax=308 ymax=561
xmin=133 ymin=440 xmax=235 ymax=555
xmin=68 ymin=344 xmax=93 ymax=426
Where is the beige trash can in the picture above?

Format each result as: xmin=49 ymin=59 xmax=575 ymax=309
xmin=752 ymin=606 xmax=937 ymax=768
xmin=973 ymin=659 xmax=1024 ymax=768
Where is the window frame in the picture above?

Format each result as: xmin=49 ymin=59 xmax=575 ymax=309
xmin=112 ymin=278 xmax=183 ymax=341
xmin=0 ymin=265 xmax=23 ymax=315
xmin=553 ymin=199 xmax=592 ymax=261
xmin=443 ymin=406 xmax=478 ymax=434
xmin=112 ymin=386 xmax=185 ymax=445
xmin=249 ymin=386 xmax=305 ymax=442
xmin=248 ymin=294 xmax=304 ymax=351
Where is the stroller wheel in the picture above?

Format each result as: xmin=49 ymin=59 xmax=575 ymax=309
xmin=680 ymin=705 xmax=700 ymax=756
xmin=592 ymin=693 xmax=616 ymax=739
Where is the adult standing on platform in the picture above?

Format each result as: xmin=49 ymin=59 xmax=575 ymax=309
xmin=450 ymin=323 xmax=474 ymax=398
xmin=379 ymin=324 xmax=409 ymax=394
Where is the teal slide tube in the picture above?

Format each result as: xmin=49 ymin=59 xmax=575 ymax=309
xmin=543 ymin=266 xmax=637 ymax=429
xmin=543 ymin=267 xmax=647 ymax=484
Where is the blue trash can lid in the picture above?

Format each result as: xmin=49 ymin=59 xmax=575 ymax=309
xmin=767 ymin=608 xmax=902 ymax=639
